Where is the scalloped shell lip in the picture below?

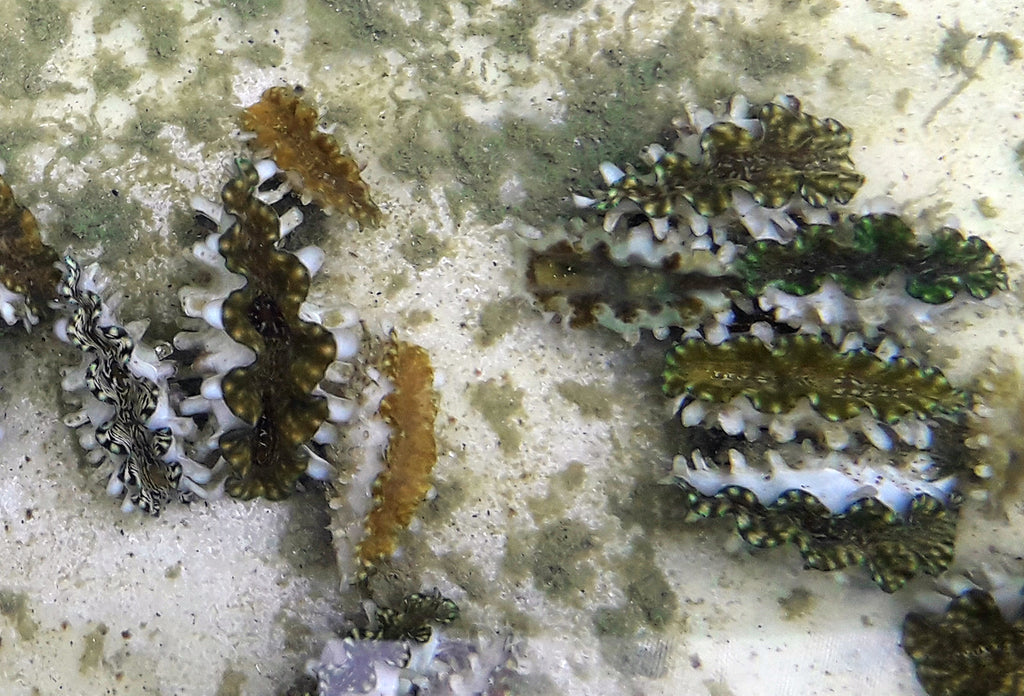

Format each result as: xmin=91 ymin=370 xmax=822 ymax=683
xmin=902 ymin=587 xmax=1024 ymax=694
xmin=670 ymin=474 xmax=959 ymax=593
xmin=662 ymin=334 xmax=968 ymax=423
xmin=57 ymin=256 xmax=204 ymax=516
xmin=175 ymin=159 xmax=363 ymax=502
xmin=589 ymin=95 xmax=863 ymax=229
xmin=241 ymin=86 xmax=382 ymax=226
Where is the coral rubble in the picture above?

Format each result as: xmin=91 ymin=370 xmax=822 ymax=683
xmin=903 ymin=588 xmax=1024 ymax=695
xmin=0 ymin=172 xmax=60 ymax=326
xmin=241 ymin=86 xmax=382 ymax=225
xmin=357 ymin=336 xmax=440 ymax=568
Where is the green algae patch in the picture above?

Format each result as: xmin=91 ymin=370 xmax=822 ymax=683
xmin=23 ymin=0 xmax=70 ymax=44
xmin=529 ymin=518 xmax=598 ymax=603
xmin=975 ymin=197 xmax=1000 ymax=218
xmin=719 ymin=12 xmax=814 ymax=81
xmin=401 ymin=308 xmax=434 ymax=329
xmin=482 ymin=2 xmax=541 ymax=58
xmin=868 ymin=0 xmax=908 ymax=17
xmin=0 ymin=589 xmax=38 ymax=641
xmin=0 ymin=1 xmax=70 ymax=99
xmin=58 ymin=180 xmax=148 ymax=252
xmin=356 ymin=7 xmax=714 ymax=228
xmin=559 ymin=460 xmax=587 ymax=490
xmin=593 ymin=607 xmax=672 ymax=678
xmin=705 ymin=678 xmax=739 ymax=696
xmin=161 ymin=62 xmax=237 ymax=143
xmin=394 ymin=530 xmax=539 ymax=641
xmin=381 ymin=269 xmax=410 ymax=299
xmin=608 ymin=476 xmax=699 ymax=535
xmin=927 ymin=23 xmax=1021 ymax=124
xmin=625 ymin=567 xmax=677 ymax=630
xmin=78 ymin=623 xmax=108 ymax=673
xmin=480 ymin=0 xmax=586 ymax=57
xmin=213 ymin=668 xmax=247 ymax=696
xmin=772 ymin=0 xmax=839 ymax=16
xmin=309 ymin=0 xmax=430 ymax=48
xmin=502 ymin=511 xmax=606 ymax=612
xmin=435 ymin=549 xmax=491 ymax=604
xmin=93 ymin=51 xmax=138 ymax=93
xmin=123 ymin=105 xmax=171 ymax=158
xmin=398 ymin=223 xmax=450 ymax=269
xmin=777 ymin=586 xmax=815 ymax=621
xmin=468 ymin=377 xmax=525 ymax=455
xmin=593 ymin=606 xmax=635 ymax=637
xmin=556 ymin=380 xmax=614 ymax=420
xmin=475 ymin=297 xmax=529 ymax=347
xmin=593 ymin=537 xmax=678 ymax=678
xmin=140 ymin=5 xmax=183 ymax=61
xmin=618 ymin=539 xmax=678 ymax=629
xmin=107 ymin=67 xmax=233 ymax=154
xmin=524 ymin=461 xmax=586 ymax=522
xmin=419 ymin=466 xmax=471 ymax=525
xmin=893 ymin=87 xmax=912 ymax=111
xmin=936 ymin=22 xmax=976 ymax=74
xmin=217 ymin=0 xmax=284 ymax=18
xmin=937 ymin=23 xmax=1020 ymax=72
xmin=0 ymin=123 xmax=47 ymax=177
xmin=239 ymin=39 xmax=284 ymax=68
xmin=95 ymin=1 xmax=183 ymax=62
xmin=279 ymin=489 xmax=337 ymax=576
xmin=123 ymin=84 xmax=226 ymax=162
xmin=315 ymin=0 xmax=807 ymax=229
